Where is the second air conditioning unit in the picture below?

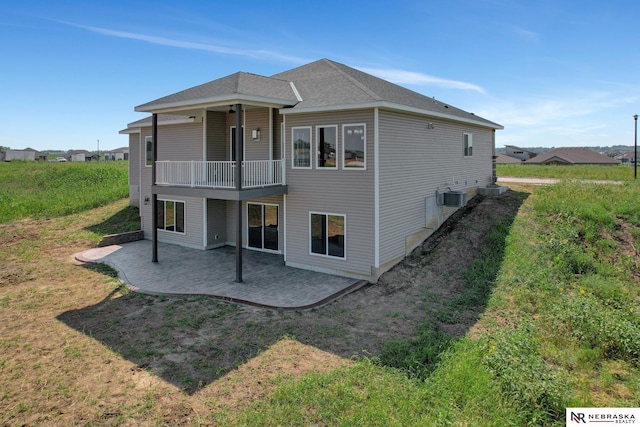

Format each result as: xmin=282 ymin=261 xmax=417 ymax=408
xmin=443 ymin=190 xmax=467 ymax=207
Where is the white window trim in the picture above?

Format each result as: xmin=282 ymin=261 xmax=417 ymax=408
xmin=342 ymin=123 xmax=366 ymax=171
xmin=145 ymin=135 xmax=153 ymax=167
xmin=315 ymin=125 xmax=338 ymax=170
xmin=157 ymin=199 xmax=186 ymax=235
xmin=291 ymin=126 xmax=312 ymax=169
xmin=463 ymin=133 xmax=473 ymax=157
xmin=309 ymin=211 xmax=346 ymax=260
xmin=246 ymin=202 xmax=281 ymax=254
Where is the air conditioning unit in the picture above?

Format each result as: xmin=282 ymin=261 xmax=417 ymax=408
xmin=443 ymin=190 xmax=467 ymax=207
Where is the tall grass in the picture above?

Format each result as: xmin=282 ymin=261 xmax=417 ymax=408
xmin=497 ymin=164 xmax=634 ymax=180
xmin=220 ymin=182 xmax=640 ymax=426
xmin=0 ymin=161 xmax=129 ymax=223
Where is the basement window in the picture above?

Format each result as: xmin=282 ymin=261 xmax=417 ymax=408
xmin=157 ymin=200 xmax=185 ymax=233
xmin=310 ymin=212 xmax=345 ymax=259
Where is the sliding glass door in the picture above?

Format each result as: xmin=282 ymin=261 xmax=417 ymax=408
xmin=248 ymin=203 xmax=278 ymax=251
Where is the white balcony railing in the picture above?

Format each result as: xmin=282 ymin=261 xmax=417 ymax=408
xmin=155 ymin=160 xmax=284 ymax=189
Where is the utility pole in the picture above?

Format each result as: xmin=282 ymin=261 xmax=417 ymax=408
xmin=97 ymin=139 xmax=100 ymax=161
xmin=634 ymin=115 xmax=638 ymax=179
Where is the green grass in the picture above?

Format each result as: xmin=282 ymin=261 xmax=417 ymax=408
xmin=217 ymin=182 xmax=640 ymax=426
xmin=497 ymin=163 xmax=634 ymax=180
xmin=0 ymin=161 xmax=129 ymax=223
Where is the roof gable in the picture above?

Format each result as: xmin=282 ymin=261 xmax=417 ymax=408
xmin=136 ymin=72 xmax=299 ymax=112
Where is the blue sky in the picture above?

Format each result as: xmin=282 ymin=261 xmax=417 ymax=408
xmin=1 ymin=0 xmax=638 ymax=152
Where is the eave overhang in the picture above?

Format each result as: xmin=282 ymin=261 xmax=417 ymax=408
xmin=279 ymin=101 xmax=503 ymax=130
xmin=135 ymin=94 xmax=298 ymax=114
xmin=119 ymin=116 xmax=198 ymax=134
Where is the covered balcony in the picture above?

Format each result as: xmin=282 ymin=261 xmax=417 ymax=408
xmin=155 ymin=159 xmax=284 ymax=189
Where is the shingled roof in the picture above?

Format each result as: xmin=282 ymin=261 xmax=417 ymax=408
xmin=495 ymin=152 xmax=522 ymax=164
xmin=272 ymin=59 xmax=500 ymax=128
xmin=524 ymin=147 xmax=620 ymax=165
xmin=134 ymin=58 xmax=501 ymax=130
xmin=135 ymin=72 xmax=299 ymax=112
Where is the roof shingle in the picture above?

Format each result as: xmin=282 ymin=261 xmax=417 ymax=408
xmin=524 ymin=147 xmax=620 ymax=165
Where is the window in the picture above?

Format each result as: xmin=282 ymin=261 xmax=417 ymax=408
xmin=156 ymin=200 xmax=185 ymax=233
xmin=145 ymin=136 xmax=153 ymax=166
xmin=343 ymin=124 xmax=366 ymax=169
xmin=316 ymin=125 xmax=337 ymax=169
xmin=463 ymin=133 xmax=473 ymax=157
xmin=292 ymin=127 xmax=311 ymax=168
xmin=310 ymin=213 xmax=345 ymax=258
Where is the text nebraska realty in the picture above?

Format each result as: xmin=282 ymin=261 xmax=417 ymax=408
xmin=571 ymin=411 xmax=636 ymax=423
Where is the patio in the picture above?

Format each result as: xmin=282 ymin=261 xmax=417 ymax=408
xmin=75 ymin=240 xmax=366 ymax=310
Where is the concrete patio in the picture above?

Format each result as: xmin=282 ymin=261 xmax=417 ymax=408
xmin=75 ymin=240 xmax=366 ymax=310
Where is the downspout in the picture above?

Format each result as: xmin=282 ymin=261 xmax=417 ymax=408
xmin=235 ymin=104 xmax=243 ymax=282
xmin=374 ymin=108 xmax=380 ymax=270
xmin=492 ymin=129 xmax=497 ymax=185
xmin=151 ymin=113 xmax=158 ymax=262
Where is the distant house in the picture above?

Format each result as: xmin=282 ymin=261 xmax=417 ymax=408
xmin=495 ymin=152 xmax=522 ymax=164
xmin=4 ymin=148 xmax=47 ymax=161
xmin=524 ymin=147 xmax=620 ymax=165
xmin=615 ymin=152 xmax=636 ymax=164
xmin=505 ymin=145 xmax=537 ymax=161
xmin=103 ymin=147 xmax=129 ymax=161
xmin=120 ymin=58 xmax=503 ymax=282
xmin=66 ymin=150 xmax=100 ymax=162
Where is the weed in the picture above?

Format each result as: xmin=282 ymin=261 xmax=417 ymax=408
xmin=377 ymin=322 xmax=452 ymax=380
xmin=484 ymin=322 xmax=568 ymax=423
xmin=550 ymin=295 xmax=640 ymax=360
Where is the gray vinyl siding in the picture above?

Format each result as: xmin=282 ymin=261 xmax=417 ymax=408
xmin=207 ymin=199 xmax=227 ymax=247
xmin=128 ymin=133 xmax=140 ymax=207
xmin=157 ymin=122 xmax=204 ymax=161
xmin=139 ymin=121 xmax=205 ymax=248
xmin=226 ymin=201 xmax=237 ymax=245
xmin=283 ymin=110 xmax=375 ymax=278
xmin=378 ymin=110 xmax=494 ymax=265
xmin=225 ymin=107 xmax=271 ymax=161
xmin=206 ymin=111 xmax=227 ymax=161
xmin=244 ymin=108 xmax=270 ymax=160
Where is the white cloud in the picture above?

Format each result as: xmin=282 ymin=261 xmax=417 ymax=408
xmin=478 ymin=89 xmax=639 ymax=147
xmin=510 ymin=26 xmax=539 ymax=42
xmin=358 ymin=67 xmax=487 ymax=94
xmin=64 ymin=22 xmax=309 ymax=65
xmin=477 ymin=90 xmax=638 ymax=128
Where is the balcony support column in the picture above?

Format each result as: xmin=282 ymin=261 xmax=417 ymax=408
xmin=234 ymin=104 xmax=243 ymax=282
xmin=152 ymin=113 xmax=158 ymax=263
